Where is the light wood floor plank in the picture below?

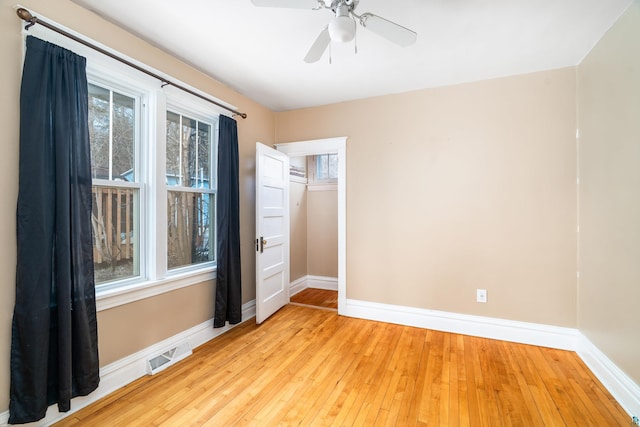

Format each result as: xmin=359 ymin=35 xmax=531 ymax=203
xmin=395 ymin=327 xmax=425 ymax=426
xmin=454 ymin=334 xmax=470 ymax=426
xmin=498 ymin=340 xmax=544 ymax=426
xmin=53 ymin=304 xmax=630 ymax=426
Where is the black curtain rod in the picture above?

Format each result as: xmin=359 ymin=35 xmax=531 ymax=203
xmin=16 ymin=8 xmax=247 ymax=119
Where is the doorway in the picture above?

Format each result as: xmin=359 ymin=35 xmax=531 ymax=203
xmin=275 ymin=137 xmax=347 ymax=314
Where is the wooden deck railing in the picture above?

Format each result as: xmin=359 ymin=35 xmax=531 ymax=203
xmin=92 ymin=187 xmax=134 ymax=264
xmin=91 ymin=187 xmax=212 ymax=269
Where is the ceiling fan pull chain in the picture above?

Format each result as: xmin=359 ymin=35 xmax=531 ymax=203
xmin=354 ymin=29 xmax=358 ymax=55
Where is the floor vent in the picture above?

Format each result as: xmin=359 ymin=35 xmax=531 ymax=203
xmin=146 ymin=341 xmax=192 ymax=375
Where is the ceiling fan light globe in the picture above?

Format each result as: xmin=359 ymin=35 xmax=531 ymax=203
xmin=328 ymin=15 xmax=355 ymax=43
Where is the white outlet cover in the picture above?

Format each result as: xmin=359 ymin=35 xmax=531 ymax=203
xmin=477 ymin=289 xmax=488 ymax=303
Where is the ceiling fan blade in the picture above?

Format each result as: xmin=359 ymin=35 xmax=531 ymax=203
xmin=359 ymin=13 xmax=417 ymax=47
xmin=304 ymin=27 xmax=331 ymax=63
xmin=251 ymin=0 xmax=322 ymax=9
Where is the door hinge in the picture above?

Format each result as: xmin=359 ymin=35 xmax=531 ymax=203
xmin=256 ymin=237 xmax=266 ymax=253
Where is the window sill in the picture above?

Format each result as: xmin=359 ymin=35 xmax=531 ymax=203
xmin=96 ymin=267 xmax=217 ymax=311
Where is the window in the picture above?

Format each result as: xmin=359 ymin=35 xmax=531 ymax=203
xmin=86 ymin=72 xmax=219 ymax=291
xmin=166 ymin=111 xmax=216 ymax=270
xmin=88 ymin=81 xmax=220 ymax=286
xmin=88 ymin=83 xmax=141 ymax=285
xmin=309 ymin=153 xmax=338 ymax=183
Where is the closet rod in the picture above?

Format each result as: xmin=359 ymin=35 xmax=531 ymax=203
xmin=16 ymin=7 xmax=247 ymax=119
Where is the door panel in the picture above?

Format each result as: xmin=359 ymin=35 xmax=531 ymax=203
xmin=256 ymin=143 xmax=290 ymax=324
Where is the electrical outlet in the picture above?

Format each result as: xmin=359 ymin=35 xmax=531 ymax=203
xmin=476 ymin=289 xmax=487 ymax=303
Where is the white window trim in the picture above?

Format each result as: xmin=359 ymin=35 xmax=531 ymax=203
xmin=92 ymin=179 xmax=141 ymax=189
xmin=96 ymin=268 xmax=216 ymax=311
xmin=23 ymin=16 xmax=233 ymax=310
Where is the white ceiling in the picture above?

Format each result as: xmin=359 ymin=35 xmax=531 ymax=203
xmin=73 ymin=0 xmax=633 ymax=112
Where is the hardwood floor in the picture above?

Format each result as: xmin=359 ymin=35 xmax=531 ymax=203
xmin=290 ymin=288 xmax=338 ymax=310
xmin=54 ymin=305 xmax=630 ymax=426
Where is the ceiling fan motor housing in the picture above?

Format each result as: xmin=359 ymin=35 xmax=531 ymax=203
xmin=328 ymin=3 xmax=355 ymax=42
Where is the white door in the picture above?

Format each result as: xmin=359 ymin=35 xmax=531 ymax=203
xmin=255 ymin=143 xmax=290 ymax=324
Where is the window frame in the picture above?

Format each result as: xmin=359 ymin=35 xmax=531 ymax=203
xmin=309 ymin=153 xmax=338 ymax=182
xmin=164 ymin=104 xmax=218 ymax=274
xmin=308 ymin=153 xmax=339 ymax=191
xmin=87 ymin=78 xmax=146 ymax=291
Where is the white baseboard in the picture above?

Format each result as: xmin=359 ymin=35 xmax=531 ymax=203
xmin=576 ymin=333 xmax=640 ymax=418
xmin=289 ymin=275 xmax=338 ymax=295
xmin=342 ymin=298 xmax=579 ymax=350
xmin=0 ymin=300 xmax=256 ymax=427
xmin=307 ymin=275 xmax=338 ymax=291
xmin=289 ymin=276 xmax=308 ymax=296
xmin=342 ymin=298 xmax=639 ymax=419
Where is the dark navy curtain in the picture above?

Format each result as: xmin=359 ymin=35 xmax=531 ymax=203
xmin=10 ymin=36 xmax=99 ymax=424
xmin=214 ymin=115 xmax=242 ymax=327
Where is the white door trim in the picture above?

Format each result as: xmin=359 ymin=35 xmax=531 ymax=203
xmin=275 ymin=137 xmax=347 ymax=315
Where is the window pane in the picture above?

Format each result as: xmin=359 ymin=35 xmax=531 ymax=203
xmin=196 ymin=122 xmax=211 ymax=189
xmin=314 ymin=154 xmax=338 ymax=181
xmin=167 ymin=191 xmax=214 ymax=269
xmin=183 ymin=116 xmax=197 ymax=188
xmin=166 ymin=111 xmax=181 ymax=186
xmin=328 ymin=153 xmax=338 ymax=178
xmin=166 ymin=112 xmax=213 ymax=189
xmin=88 ymin=84 xmax=110 ymax=180
xmin=88 ymin=83 xmax=136 ymax=181
xmin=112 ymin=92 xmax=135 ymax=180
xmin=92 ymin=186 xmax=139 ymax=284
xmin=317 ymin=154 xmax=329 ymax=180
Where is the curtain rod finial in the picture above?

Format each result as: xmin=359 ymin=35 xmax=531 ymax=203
xmin=16 ymin=8 xmax=37 ymax=30
xmin=16 ymin=8 xmax=34 ymax=22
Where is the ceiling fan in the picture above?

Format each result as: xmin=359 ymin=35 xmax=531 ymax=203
xmin=250 ymin=0 xmax=417 ymax=63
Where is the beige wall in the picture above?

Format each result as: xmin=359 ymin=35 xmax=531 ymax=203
xmin=0 ymin=0 xmax=273 ymax=412
xmin=276 ymin=68 xmax=578 ymax=327
xmin=307 ymin=190 xmax=338 ymax=277
xmin=577 ymin=1 xmax=640 ymax=384
xmin=289 ymin=183 xmax=339 ymax=281
xmin=289 ymin=180 xmax=308 ymax=282
xmin=98 ymin=281 xmax=214 ymax=365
